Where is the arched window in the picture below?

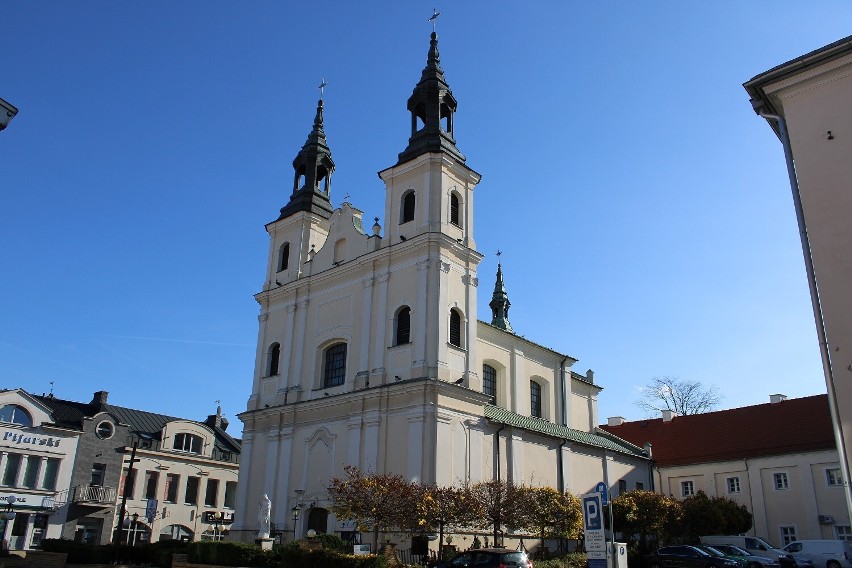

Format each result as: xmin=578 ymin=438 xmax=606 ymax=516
xmin=530 ymin=380 xmax=542 ymax=418
xmin=277 ymin=242 xmax=290 ymax=272
xmin=323 ymin=343 xmax=347 ymax=388
xmin=267 ymin=343 xmax=281 ymax=376
xmin=449 ymin=309 xmax=462 ymax=348
xmin=483 ymin=364 xmax=496 ymax=400
xmin=394 ymin=306 xmax=411 ymax=346
xmin=0 ymin=405 xmax=32 ymax=427
xmin=173 ymin=433 xmax=203 ymax=454
xmin=401 ymin=191 xmax=416 ymax=224
xmin=450 ymin=192 xmax=461 ymax=226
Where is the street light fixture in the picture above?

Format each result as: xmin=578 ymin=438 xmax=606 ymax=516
xmin=0 ymin=496 xmax=17 ymax=521
xmin=0 ymin=98 xmax=18 ymax=131
xmin=291 ymin=506 xmax=301 ymax=536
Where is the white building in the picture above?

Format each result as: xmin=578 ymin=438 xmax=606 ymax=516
xmin=744 ymin=34 xmax=852 ymax=522
xmin=602 ymin=394 xmax=848 ymax=546
xmin=0 ymin=389 xmax=80 ymax=550
xmin=233 ymin=30 xmax=650 ymax=547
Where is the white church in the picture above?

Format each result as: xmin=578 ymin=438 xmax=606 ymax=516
xmin=232 ymin=29 xmax=650 ymax=544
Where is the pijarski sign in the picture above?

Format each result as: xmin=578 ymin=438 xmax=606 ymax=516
xmin=2 ymin=430 xmax=64 ymax=449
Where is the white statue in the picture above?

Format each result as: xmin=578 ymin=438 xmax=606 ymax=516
xmin=258 ymin=493 xmax=272 ymax=539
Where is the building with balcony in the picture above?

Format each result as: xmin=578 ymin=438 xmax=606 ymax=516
xmin=0 ymin=389 xmax=80 ymax=551
xmin=34 ymin=390 xmax=241 ymax=546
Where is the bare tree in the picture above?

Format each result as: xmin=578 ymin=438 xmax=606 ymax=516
xmin=636 ymin=376 xmax=723 ymax=416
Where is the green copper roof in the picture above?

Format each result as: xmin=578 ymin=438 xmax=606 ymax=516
xmin=483 ymin=404 xmax=647 ymax=458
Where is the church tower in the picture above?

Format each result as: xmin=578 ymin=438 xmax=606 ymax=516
xmin=233 ymin=22 xmax=641 ymax=548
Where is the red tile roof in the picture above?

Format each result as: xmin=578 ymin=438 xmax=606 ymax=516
xmin=599 ymin=394 xmax=836 ymax=467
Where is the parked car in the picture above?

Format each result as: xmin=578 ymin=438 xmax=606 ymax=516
xmin=698 ymin=545 xmax=758 ymax=568
xmin=708 ymin=544 xmax=781 ymax=568
xmin=434 ymin=548 xmax=533 ymax=568
xmin=700 ymin=536 xmax=812 ymax=568
xmin=783 ymin=540 xmax=852 ymax=568
xmin=701 ymin=536 xmax=791 ymax=563
xmin=646 ymin=545 xmax=742 ymax=568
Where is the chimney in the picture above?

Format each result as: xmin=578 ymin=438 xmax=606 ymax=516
xmin=586 ymin=369 xmax=595 ymax=383
xmin=644 ymin=442 xmax=653 ymax=458
xmin=770 ymin=394 xmax=788 ymax=404
xmin=91 ymin=391 xmax=109 ymax=406
xmin=607 ymin=416 xmax=626 ymax=427
xmin=661 ymin=409 xmax=676 ymax=422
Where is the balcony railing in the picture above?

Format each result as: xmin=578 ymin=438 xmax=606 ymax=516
xmin=54 ymin=484 xmax=117 ymax=506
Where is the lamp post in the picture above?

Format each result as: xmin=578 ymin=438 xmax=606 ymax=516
xmin=291 ymin=506 xmax=301 ymax=538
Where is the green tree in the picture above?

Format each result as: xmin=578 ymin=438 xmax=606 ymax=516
xmin=513 ymin=486 xmax=583 ymax=546
xmin=470 ymin=480 xmax=516 ymax=545
xmin=678 ymin=492 xmax=752 ymax=541
xmin=713 ymin=496 xmax=752 ymax=535
xmin=612 ymin=490 xmax=681 ymax=554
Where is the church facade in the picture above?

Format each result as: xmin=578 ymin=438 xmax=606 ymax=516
xmin=233 ymin=30 xmax=649 ymax=545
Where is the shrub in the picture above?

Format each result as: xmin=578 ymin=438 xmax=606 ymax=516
xmin=188 ymin=540 xmax=273 ymax=567
xmin=533 ymin=552 xmax=589 ymax=568
xmin=279 ymin=542 xmax=387 ymax=568
xmin=315 ymin=532 xmax=351 ymax=552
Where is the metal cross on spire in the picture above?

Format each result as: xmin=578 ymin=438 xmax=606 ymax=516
xmin=318 ymin=78 xmax=328 ymax=100
xmin=428 ymin=8 xmax=440 ymax=32
xmin=496 ymin=249 xmax=502 ymax=259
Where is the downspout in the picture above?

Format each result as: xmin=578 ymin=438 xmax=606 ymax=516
xmin=494 ymin=424 xmax=506 ymax=545
xmin=754 ymin=104 xmax=852 ymax=522
xmin=557 ymin=356 xmax=569 ymax=494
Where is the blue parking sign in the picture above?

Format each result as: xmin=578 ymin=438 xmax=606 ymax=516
xmin=583 ymin=494 xmax=602 ymax=531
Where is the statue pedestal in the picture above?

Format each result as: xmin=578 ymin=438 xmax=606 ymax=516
xmin=256 ymin=537 xmax=274 ymax=551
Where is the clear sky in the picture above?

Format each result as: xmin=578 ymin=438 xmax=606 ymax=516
xmin=2 ymin=2 xmax=849 ymax=429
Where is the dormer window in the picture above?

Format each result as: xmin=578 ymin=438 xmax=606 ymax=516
xmin=173 ymin=433 xmax=202 ymax=454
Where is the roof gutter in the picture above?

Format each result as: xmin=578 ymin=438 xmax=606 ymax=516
xmin=753 ymin=102 xmax=852 ymax=522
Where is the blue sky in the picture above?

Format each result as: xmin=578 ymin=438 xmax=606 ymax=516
xmin=2 ymin=2 xmax=849 ymax=428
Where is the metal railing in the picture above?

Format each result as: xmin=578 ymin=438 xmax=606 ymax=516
xmin=54 ymin=484 xmax=117 ymax=506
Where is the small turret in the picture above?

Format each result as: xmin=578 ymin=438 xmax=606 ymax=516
xmin=489 ymin=258 xmax=513 ymax=332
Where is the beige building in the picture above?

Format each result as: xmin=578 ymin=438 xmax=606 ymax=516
xmin=233 ymin=30 xmax=650 ymax=547
xmin=33 ymin=390 xmax=241 ymax=546
xmin=0 ymin=389 xmax=81 ymax=550
xmin=744 ymin=35 xmax=852 ymax=520
xmin=602 ymin=395 xmax=849 ymax=546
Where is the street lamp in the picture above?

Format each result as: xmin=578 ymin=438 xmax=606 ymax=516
xmin=1 ymin=496 xmax=17 ymax=521
xmin=291 ymin=506 xmax=301 ymax=537
xmin=0 ymin=98 xmax=18 ymax=131
xmin=123 ymin=512 xmax=139 ymax=546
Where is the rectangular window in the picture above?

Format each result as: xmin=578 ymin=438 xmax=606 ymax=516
xmin=774 ymin=472 xmax=789 ymax=490
xmin=2 ymin=453 xmax=21 ymax=486
xmin=120 ymin=468 xmax=136 ymax=499
xmin=144 ymin=471 xmax=159 ymax=500
xmin=681 ymin=480 xmax=695 ymax=497
xmin=827 ymin=468 xmax=843 ymax=486
xmin=164 ymin=474 xmax=179 ymax=503
xmin=224 ymin=481 xmax=237 ymax=509
xmin=530 ymin=381 xmax=542 ymax=418
xmin=90 ymin=463 xmax=106 ymax=486
xmin=205 ymin=479 xmax=219 ymax=507
xmin=22 ymin=456 xmax=39 ymax=489
xmin=42 ymin=459 xmax=59 ymax=491
xmin=836 ymin=526 xmax=852 ymax=542
xmin=727 ymin=476 xmax=741 ymax=494
xmin=780 ymin=526 xmax=797 ymax=546
xmin=185 ymin=476 xmax=199 ymax=505
xmin=618 ymin=480 xmax=627 ymax=494
xmin=323 ymin=344 xmax=347 ymax=388
xmin=482 ymin=365 xmax=496 ymax=400
xmin=635 ymin=482 xmax=644 ymax=490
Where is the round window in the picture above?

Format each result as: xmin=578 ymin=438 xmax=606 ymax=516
xmin=96 ymin=421 xmax=114 ymax=439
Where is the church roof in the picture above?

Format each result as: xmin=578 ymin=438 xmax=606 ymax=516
xmin=484 ymin=405 xmax=646 ymax=458
xmin=599 ymin=394 xmax=835 ymax=467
